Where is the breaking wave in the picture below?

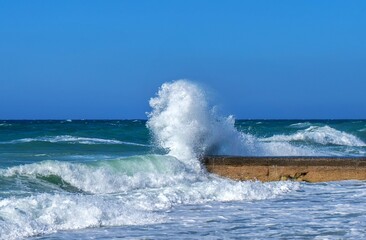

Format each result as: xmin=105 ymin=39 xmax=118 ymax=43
xmin=288 ymin=122 xmax=313 ymax=128
xmin=0 ymin=155 xmax=194 ymax=194
xmin=5 ymin=80 xmax=358 ymax=239
xmin=0 ymin=193 xmax=163 ymax=239
xmin=0 ymin=155 xmax=298 ymax=239
xmin=146 ymin=80 xmax=249 ymax=164
xmin=1 ymin=135 xmax=149 ymax=146
xmin=262 ymin=126 xmax=366 ymax=147
xmin=146 ymin=80 xmax=318 ymax=161
xmin=359 ymin=128 xmax=366 ymax=132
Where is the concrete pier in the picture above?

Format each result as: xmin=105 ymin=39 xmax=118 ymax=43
xmin=203 ymin=156 xmax=366 ymax=182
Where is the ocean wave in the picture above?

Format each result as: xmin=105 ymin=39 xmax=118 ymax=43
xmin=261 ymin=126 xmax=366 ymax=147
xmin=288 ymin=122 xmax=312 ymax=128
xmin=0 ymin=193 xmax=163 ymax=239
xmin=146 ymin=80 xmax=249 ymax=167
xmin=146 ymin=80 xmax=320 ymax=159
xmin=0 ymin=178 xmax=297 ymax=239
xmin=0 ymin=154 xmax=299 ymax=239
xmin=0 ymin=155 xmax=192 ymax=194
xmin=1 ymin=135 xmax=149 ymax=146
xmin=0 ymin=155 xmax=298 ymax=198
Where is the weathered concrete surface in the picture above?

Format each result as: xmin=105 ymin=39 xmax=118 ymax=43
xmin=203 ymin=156 xmax=366 ymax=182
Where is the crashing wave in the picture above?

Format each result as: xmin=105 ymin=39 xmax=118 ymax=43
xmin=1 ymin=135 xmax=149 ymax=146
xmin=262 ymin=126 xmax=366 ymax=147
xmin=146 ymin=80 xmax=319 ymax=162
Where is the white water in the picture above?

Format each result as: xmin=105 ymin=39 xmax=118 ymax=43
xmin=1 ymin=135 xmax=148 ymax=146
xmin=146 ymin=80 xmax=318 ymax=160
xmin=0 ymin=154 xmax=298 ymax=239
xmin=288 ymin=122 xmax=313 ymax=128
xmin=262 ymin=126 xmax=366 ymax=147
xmin=146 ymin=80 xmax=250 ymax=166
xmin=2 ymin=80 xmax=363 ymax=239
xmin=0 ymin=156 xmax=197 ymax=194
xmin=0 ymin=80 xmax=305 ymax=239
xmin=0 ymin=193 xmax=163 ymax=239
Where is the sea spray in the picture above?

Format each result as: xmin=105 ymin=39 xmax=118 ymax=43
xmin=262 ymin=125 xmax=366 ymax=147
xmin=146 ymin=80 xmax=317 ymax=159
xmin=0 ymin=80 xmax=302 ymax=238
xmin=0 ymin=156 xmax=198 ymax=194
xmin=0 ymin=155 xmax=298 ymax=239
xmin=4 ymin=81 xmax=365 ymax=239
xmin=146 ymin=80 xmax=252 ymax=167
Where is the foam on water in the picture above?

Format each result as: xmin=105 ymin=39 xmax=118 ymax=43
xmin=0 ymin=155 xmax=196 ymax=194
xmin=359 ymin=128 xmax=366 ymax=132
xmin=0 ymin=155 xmax=299 ymax=239
xmin=262 ymin=126 xmax=366 ymax=147
xmin=2 ymin=80 xmax=354 ymax=239
xmin=288 ymin=122 xmax=313 ymax=128
xmin=146 ymin=80 xmax=248 ymax=166
xmin=1 ymin=135 xmax=149 ymax=146
xmin=0 ymin=193 xmax=163 ymax=239
xmin=146 ymin=80 xmax=319 ymax=159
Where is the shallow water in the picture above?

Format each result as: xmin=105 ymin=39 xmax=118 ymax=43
xmin=31 ymin=181 xmax=366 ymax=239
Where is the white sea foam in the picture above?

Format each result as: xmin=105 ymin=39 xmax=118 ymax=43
xmin=0 ymin=156 xmax=298 ymax=198
xmin=0 ymin=155 xmax=193 ymax=194
xmin=0 ymin=80 xmax=330 ymax=239
xmin=262 ymin=126 xmax=366 ymax=147
xmin=288 ymin=122 xmax=312 ymax=128
xmin=146 ymin=80 xmax=318 ymax=160
xmin=0 ymin=180 xmax=298 ymax=240
xmin=0 ymin=80 xmax=311 ymax=239
xmin=147 ymin=80 xmax=251 ymax=168
xmin=0 ymin=193 xmax=163 ymax=239
xmin=2 ymin=135 xmax=149 ymax=146
xmin=0 ymin=155 xmax=299 ymax=239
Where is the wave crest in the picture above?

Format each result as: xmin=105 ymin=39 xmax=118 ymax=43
xmin=0 ymin=155 xmax=192 ymax=194
xmin=0 ymin=155 xmax=299 ymax=239
xmin=1 ymin=135 xmax=148 ymax=146
xmin=147 ymin=80 xmax=252 ymax=167
xmin=0 ymin=179 xmax=297 ymax=239
xmin=262 ymin=126 xmax=366 ymax=147
xmin=0 ymin=193 xmax=163 ymax=239
xmin=146 ymin=80 xmax=320 ymax=161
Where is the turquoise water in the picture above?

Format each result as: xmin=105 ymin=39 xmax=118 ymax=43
xmin=0 ymin=119 xmax=365 ymax=239
xmin=1 ymin=81 xmax=366 ymax=239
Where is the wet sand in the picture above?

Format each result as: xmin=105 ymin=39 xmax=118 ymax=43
xmin=203 ymin=156 xmax=366 ymax=182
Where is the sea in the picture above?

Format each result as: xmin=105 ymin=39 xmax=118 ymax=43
xmin=0 ymin=80 xmax=365 ymax=239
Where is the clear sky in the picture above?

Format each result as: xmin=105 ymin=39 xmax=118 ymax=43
xmin=1 ymin=0 xmax=365 ymax=119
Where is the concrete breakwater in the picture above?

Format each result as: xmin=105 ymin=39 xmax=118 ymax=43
xmin=203 ymin=156 xmax=366 ymax=182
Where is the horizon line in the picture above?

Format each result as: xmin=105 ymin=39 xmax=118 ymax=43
xmin=1 ymin=118 xmax=366 ymax=121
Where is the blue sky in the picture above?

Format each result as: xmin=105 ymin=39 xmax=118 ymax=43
xmin=1 ymin=1 xmax=365 ymax=119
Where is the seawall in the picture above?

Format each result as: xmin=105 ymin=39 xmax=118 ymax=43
xmin=203 ymin=156 xmax=366 ymax=182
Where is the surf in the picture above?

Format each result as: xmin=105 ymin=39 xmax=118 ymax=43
xmin=0 ymin=135 xmax=149 ymax=146
xmin=261 ymin=125 xmax=366 ymax=147
xmin=0 ymin=154 xmax=298 ymax=239
xmin=1 ymin=80 xmax=363 ymax=239
xmin=146 ymin=80 xmax=323 ymax=160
